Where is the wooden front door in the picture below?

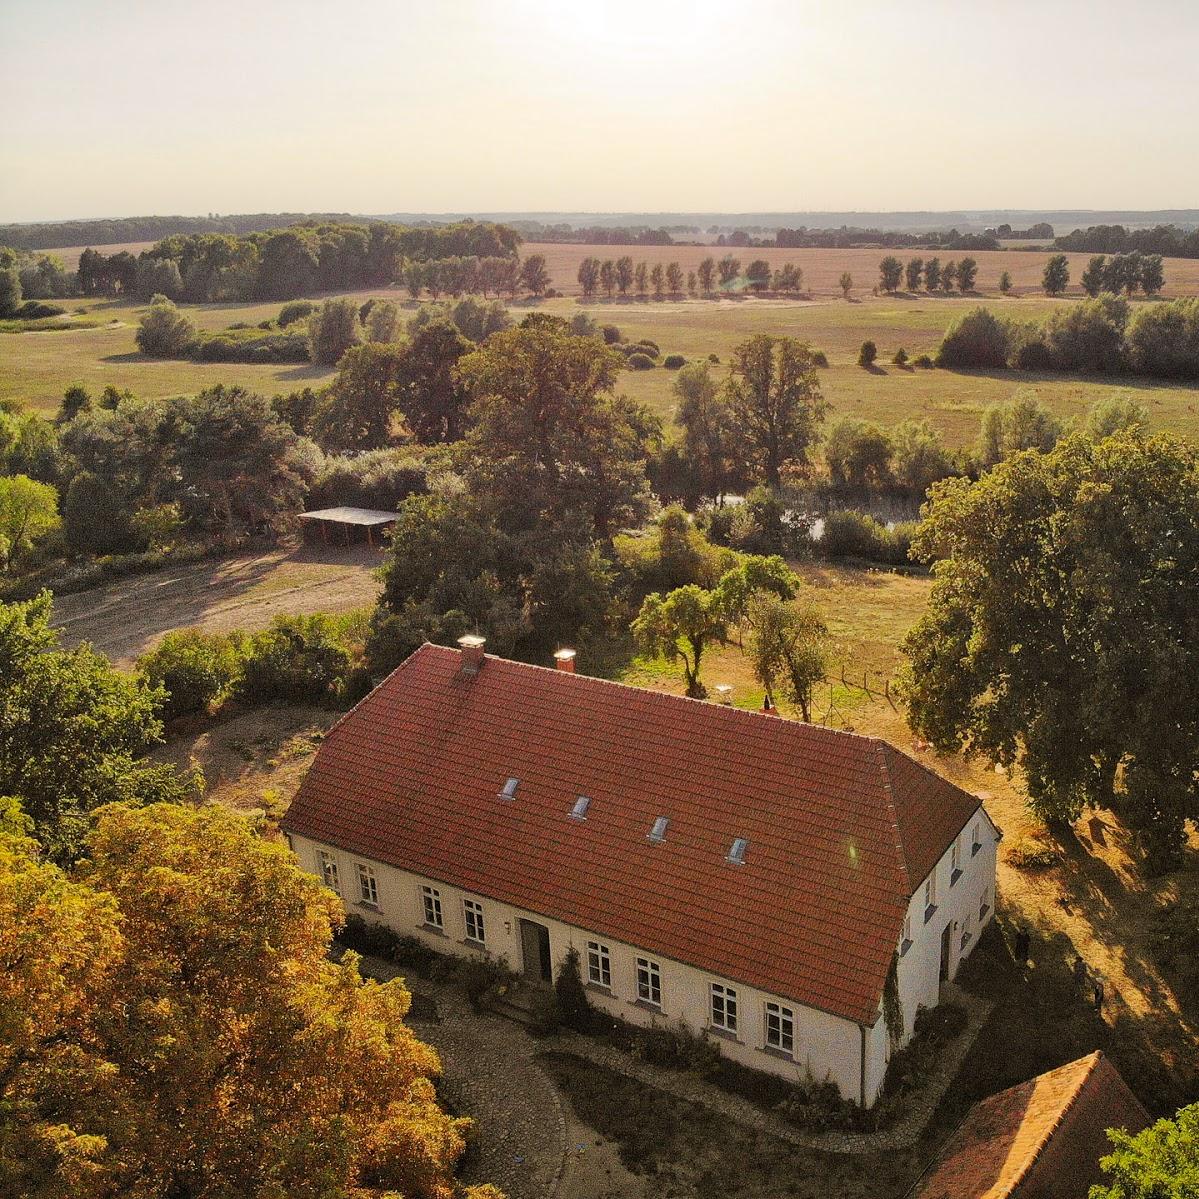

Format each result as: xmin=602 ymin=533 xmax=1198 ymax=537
xmin=939 ymin=922 xmax=954 ymax=982
xmin=519 ymin=919 xmax=552 ymax=984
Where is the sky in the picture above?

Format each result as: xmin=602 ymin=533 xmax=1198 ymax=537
xmin=2 ymin=0 xmax=1197 ymax=223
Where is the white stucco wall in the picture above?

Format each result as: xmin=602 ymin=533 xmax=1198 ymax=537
xmin=893 ymin=806 xmax=998 ymax=1047
xmin=289 ymin=807 xmax=997 ymax=1107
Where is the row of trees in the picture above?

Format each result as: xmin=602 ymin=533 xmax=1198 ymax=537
xmin=936 ymin=299 xmax=1199 ymax=379
xmin=878 ymin=255 xmax=980 ymax=294
xmin=577 ymin=254 xmax=805 ymax=298
xmin=1055 ymin=221 xmax=1199 ymax=259
xmin=1080 ymin=252 xmax=1166 ymax=297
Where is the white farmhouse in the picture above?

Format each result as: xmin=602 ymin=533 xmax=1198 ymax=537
xmin=282 ymin=637 xmax=998 ymax=1106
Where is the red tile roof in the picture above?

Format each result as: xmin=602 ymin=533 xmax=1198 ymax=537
xmin=911 ymin=1052 xmax=1150 ymax=1199
xmin=282 ymin=644 xmax=983 ymax=1025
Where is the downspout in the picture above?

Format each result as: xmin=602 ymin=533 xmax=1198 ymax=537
xmin=858 ymin=1023 xmax=868 ymax=1107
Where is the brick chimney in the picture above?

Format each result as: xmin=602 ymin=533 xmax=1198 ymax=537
xmin=457 ymin=633 xmax=486 ymax=675
xmin=552 ymin=648 xmax=576 ymax=673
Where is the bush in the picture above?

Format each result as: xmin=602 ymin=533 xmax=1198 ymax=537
xmin=601 ymin=324 xmax=621 ymax=344
xmin=935 ymin=307 xmax=1012 ymax=369
xmin=307 ymin=297 xmax=364 ymax=366
xmin=135 ymin=294 xmax=197 ymax=357
xmin=308 ymin=449 xmax=428 ymax=511
xmin=62 ymin=471 xmax=139 ymax=555
xmin=137 ymin=629 xmax=244 ymax=722
xmin=15 ymin=300 xmax=66 ymax=319
xmin=819 ymin=510 xmax=915 ymax=566
xmin=811 ymin=349 xmax=829 ymax=368
xmin=1040 ymin=294 xmax=1129 ymax=373
xmin=554 ymin=947 xmax=592 ymax=1032
xmin=1150 ymin=898 xmax=1199 ymax=1000
xmin=662 ymin=353 xmax=685 ymax=369
xmin=1005 ymin=832 xmax=1062 ymax=870
xmin=235 ymin=614 xmax=352 ymax=705
xmin=858 ymin=340 xmax=877 ymax=366
xmin=193 ymin=330 xmax=309 ymax=363
xmin=627 ymin=352 xmax=655 ymax=370
xmin=1124 ymin=297 xmax=1199 ymax=380
xmin=913 ymin=354 xmax=934 ymax=368
xmin=892 ymin=347 xmax=909 ymax=366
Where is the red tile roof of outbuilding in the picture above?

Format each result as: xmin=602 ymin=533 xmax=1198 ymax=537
xmin=282 ymin=644 xmax=983 ymax=1025
xmin=910 ymin=1052 xmax=1150 ymax=1199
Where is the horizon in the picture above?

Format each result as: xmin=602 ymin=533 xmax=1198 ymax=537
xmin=3 ymin=0 xmax=1197 ymax=224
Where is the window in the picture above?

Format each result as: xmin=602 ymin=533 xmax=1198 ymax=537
xmin=950 ymin=837 xmax=962 ymax=885
xmin=421 ymin=885 xmax=443 ymax=929
xmin=971 ymin=820 xmax=982 ymax=856
xmin=635 ymin=957 xmax=662 ymax=1006
xmin=463 ymin=898 xmax=485 ymax=944
xmin=727 ymin=837 xmax=748 ymax=865
xmin=648 ymin=816 xmax=669 ymax=843
xmin=960 ymin=912 xmax=973 ymax=950
xmin=570 ymin=795 xmax=591 ymax=820
xmin=710 ymin=982 xmax=738 ymax=1032
xmin=499 ymin=777 xmax=519 ymax=800
xmin=586 ymin=940 xmax=612 ymax=988
xmin=765 ymin=1002 xmax=795 ymax=1055
xmin=900 ymin=913 xmax=913 ymax=955
xmin=318 ymin=850 xmax=340 ymax=894
xmin=924 ymin=871 xmax=938 ymax=922
xmin=357 ymin=863 xmax=379 ymax=906
xmin=980 ymin=885 xmax=991 ymax=922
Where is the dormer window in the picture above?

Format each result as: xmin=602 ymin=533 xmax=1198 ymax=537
xmin=498 ymin=777 xmax=519 ymax=801
xmin=648 ymin=816 xmax=669 ymax=843
xmin=727 ymin=837 xmax=748 ymax=865
xmin=570 ymin=795 xmax=591 ymax=820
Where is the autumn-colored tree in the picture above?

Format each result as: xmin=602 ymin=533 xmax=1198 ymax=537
xmin=0 ymin=802 xmax=499 ymax=1199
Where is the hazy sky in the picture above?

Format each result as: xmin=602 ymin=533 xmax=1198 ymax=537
xmin=3 ymin=0 xmax=1197 ymax=223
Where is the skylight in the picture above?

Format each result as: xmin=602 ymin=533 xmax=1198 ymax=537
xmin=727 ymin=837 xmax=748 ymax=865
xmin=570 ymin=795 xmax=591 ymax=820
xmin=498 ymin=777 xmax=519 ymax=800
xmin=648 ymin=816 xmax=669 ymax=843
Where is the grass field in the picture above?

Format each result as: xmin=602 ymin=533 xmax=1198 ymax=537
xmin=6 ymin=275 xmax=1199 ymax=449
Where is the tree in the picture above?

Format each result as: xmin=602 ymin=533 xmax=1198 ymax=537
xmin=395 ymin=320 xmax=473 ymax=444
xmin=747 ymin=593 xmax=829 ymax=721
xmin=957 ymin=257 xmax=978 ymax=291
xmin=632 ymin=584 xmax=728 ymax=698
xmin=902 ymin=432 xmax=1199 ymax=869
xmin=1081 ymin=254 xmax=1108 ymax=297
xmin=58 ymin=384 xmax=92 ymax=423
xmin=134 ymin=255 xmax=184 ymax=301
xmin=905 ymin=258 xmax=923 ymax=292
xmin=858 ymin=340 xmax=877 ymax=367
xmin=0 ymin=592 xmax=194 ymax=862
xmin=455 ymin=318 xmax=654 ymax=537
xmin=236 ymin=614 xmax=351 ymax=705
xmin=923 ymin=257 xmax=942 ymax=292
xmin=712 ymin=555 xmax=798 ymax=635
xmin=520 ymin=253 xmax=550 ymax=297
xmin=941 ymin=260 xmax=958 ymax=292
xmin=892 ymin=418 xmax=954 ymax=495
xmin=364 ymin=297 xmax=400 ymax=342
xmin=698 ymin=257 xmax=716 ymax=293
xmin=0 ymin=476 xmax=59 ymax=569
xmin=650 ymin=263 xmax=665 ymax=299
xmin=724 ymin=335 xmax=829 ymax=489
xmin=936 ymin=306 xmax=1012 ymax=369
xmin=717 ymin=255 xmax=741 ymax=288
xmin=307 ymin=297 xmax=363 ymax=366
xmin=135 ymin=293 xmax=197 ymax=357
xmin=1140 ymin=254 xmax=1165 ymax=296
xmin=825 ymin=417 xmax=893 ymax=489
xmin=0 ymin=264 xmax=21 ymax=316
xmin=839 ymin=271 xmax=853 ymax=299
xmin=746 ymin=259 xmax=771 ymax=292
xmin=0 ymin=802 xmax=495 ymax=1199
xmin=403 ymin=258 xmax=425 ymax=299
xmin=674 ymin=361 xmax=743 ymax=505
xmin=635 ymin=261 xmax=648 ymax=296
xmin=1084 ymin=394 xmax=1150 ymax=441
xmin=976 ymin=394 xmax=1063 ymax=469
xmin=1042 ymin=253 xmax=1070 ymax=296
xmin=878 ymin=256 xmax=903 ymax=293
xmin=137 ymin=629 xmax=243 ymax=722
xmin=1090 ymin=1102 xmax=1199 ymax=1199
xmin=998 ymin=270 xmax=1013 ymax=294
xmin=666 ymin=261 xmax=684 ymax=294
xmin=578 ymin=255 xmax=600 ymax=297
xmin=615 ymin=256 xmax=634 ymax=297
xmin=687 ymin=270 xmax=697 ymax=295
xmin=314 ymin=341 xmax=406 ymax=451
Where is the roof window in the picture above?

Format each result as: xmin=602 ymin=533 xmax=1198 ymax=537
xmin=648 ymin=816 xmax=669 ymax=843
xmin=498 ymin=777 xmax=519 ymax=800
xmin=727 ymin=837 xmax=749 ymax=865
xmin=570 ymin=795 xmax=591 ymax=820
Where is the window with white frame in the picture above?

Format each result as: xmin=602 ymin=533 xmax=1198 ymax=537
xmin=586 ymin=940 xmax=612 ymax=987
xmin=463 ymin=898 xmax=485 ymax=943
xmin=710 ymin=982 xmax=738 ymax=1032
xmin=765 ymin=1001 xmax=795 ymax=1054
xmin=924 ymin=870 xmax=938 ymax=920
xmin=421 ymin=885 xmax=443 ymax=929
xmin=357 ymin=863 xmax=379 ymax=906
xmin=950 ymin=837 xmax=962 ymax=884
xmin=635 ymin=957 xmax=662 ymax=1006
xmin=318 ymin=850 xmax=340 ymax=894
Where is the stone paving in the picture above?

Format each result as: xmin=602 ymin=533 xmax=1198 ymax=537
xmin=351 ymin=950 xmax=993 ymax=1196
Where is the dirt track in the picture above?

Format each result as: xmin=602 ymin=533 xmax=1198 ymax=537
xmin=51 ymin=542 xmax=383 ymax=667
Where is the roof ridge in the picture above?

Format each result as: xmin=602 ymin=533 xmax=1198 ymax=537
xmin=882 ymin=737 xmax=982 ymax=810
xmin=874 ymin=742 xmax=912 ymax=891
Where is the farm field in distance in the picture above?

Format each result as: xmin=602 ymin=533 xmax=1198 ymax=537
xmin=7 ymin=279 xmax=1199 ymax=448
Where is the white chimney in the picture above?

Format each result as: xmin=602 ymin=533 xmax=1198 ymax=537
xmin=457 ymin=633 xmax=486 ymax=675
xmin=553 ymin=648 xmax=577 ymax=673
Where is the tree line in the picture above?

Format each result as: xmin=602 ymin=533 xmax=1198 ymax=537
xmin=577 ymin=254 xmax=805 ymax=298
xmin=1055 ymin=221 xmax=1199 ymax=259
xmin=877 ymin=255 xmax=981 ymax=293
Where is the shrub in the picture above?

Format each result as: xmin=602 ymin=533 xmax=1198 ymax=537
xmin=601 ymin=323 xmax=621 ymax=344
xmin=554 ymin=947 xmax=593 ymax=1032
xmin=819 ymin=510 xmax=914 ymax=565
xmin=1040 ymin=294 xmax=1129 ymax=373
xmin=235 ymin=614 xmax=352 ymax=705
xmin=15 ymin=300 xmax=66 ymax=319
xmin=913 ymin=354 xmax=933 ymax=368
xmin=892 ymin=347 xmax=909 ymax=366
xmin=1124 ymin=297 xmax=1199 ymax=380
xmin=1005 ymin=832 xmax=1062 ymax=870
xmin=811 ymin=349 xmax=829 ymax=368
xmin=137 ymin=629 xmax=244 ymax=722
xmin=1150 ymin=897 xmax=1199 ymax=999
xmin=569 ymin=311 xmax=599 ymax=338
xmin=634 ymin=338 xmax=660 ymax=356
xmin=627 ymin=352 xmax=655 ymax=370
xmin=308 ymin=449 xmax=427 ymax=511
xmin=135 ymin=294 xmax=197 ymax=357
xmin=527 ymin=989 xmax=562 ymax=1035
xmin=307 ymin=297 xmax=364 ymax=366
xmin=858 ymin=340 xmax=877 ymax=366
xmin=936 ymin=307 xmax=1012 ymax=369
xmin=193 ymin=331 xmax=309 ymax=363
xmin=662 ymin=353 xmax=685 ymax=369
